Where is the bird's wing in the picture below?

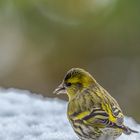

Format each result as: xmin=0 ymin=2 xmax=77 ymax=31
xmin=100 ymin=88 xmax=124 ymax=127
xmin=70 ymin=88 xmax=124 ymax=129
xmin=87 ymin=88 xmax=124 ymax=128
xmin=70 ymin=105 xmax=123 ymax=129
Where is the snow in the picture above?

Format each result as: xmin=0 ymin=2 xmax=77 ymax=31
xmin=0 ymin=88 xmax=139 ymax=140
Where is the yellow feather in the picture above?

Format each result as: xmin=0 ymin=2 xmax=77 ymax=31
xmin=102 ymin=103 xmax=116 ymax=123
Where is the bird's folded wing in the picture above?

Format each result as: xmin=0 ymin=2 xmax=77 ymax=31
xmin=82 ymin=109 xmax=115 ymax=128
xmin=71 ymin=106 xmax=124 ymax=129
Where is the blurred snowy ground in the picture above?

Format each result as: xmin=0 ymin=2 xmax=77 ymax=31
xmin=0 ymin=88 xmax=139 ymax=140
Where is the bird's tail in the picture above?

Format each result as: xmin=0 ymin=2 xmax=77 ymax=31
xmin=121 ymin=125 xmax=139 ymax=135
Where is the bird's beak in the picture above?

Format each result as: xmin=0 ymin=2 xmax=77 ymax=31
xmin=53 ymin=83 xmax=67 ymax=95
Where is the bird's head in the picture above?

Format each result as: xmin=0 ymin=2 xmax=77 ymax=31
xmin=53 ymin=68 xmax=96 ymax=100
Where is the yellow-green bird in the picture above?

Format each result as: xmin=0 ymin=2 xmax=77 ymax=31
xmin=54 ymin=68 xmax=138 ymax=140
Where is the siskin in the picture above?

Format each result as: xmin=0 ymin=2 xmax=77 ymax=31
xmin=54 ymin=68 xmax=138 ymax=140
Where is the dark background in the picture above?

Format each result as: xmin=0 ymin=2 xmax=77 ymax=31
xmin=0 ymin=0 xmax=140 ymax=122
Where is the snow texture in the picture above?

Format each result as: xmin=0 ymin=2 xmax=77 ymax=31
xmin=0 ymin=88 xmax=139 ymax=140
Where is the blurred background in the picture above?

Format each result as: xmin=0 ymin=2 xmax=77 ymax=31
xmin=0 ymin=0 xmax=140 ymax=122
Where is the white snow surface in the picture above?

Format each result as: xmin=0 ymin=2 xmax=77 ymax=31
xmin=0 ymin=88 xmax=139 ymax=140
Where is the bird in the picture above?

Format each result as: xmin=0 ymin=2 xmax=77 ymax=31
xmin=53 ymin=68 xmax=138 ymax=140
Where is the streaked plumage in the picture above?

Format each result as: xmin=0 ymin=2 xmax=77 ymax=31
xmin=54 ymin=68 xmax=138 ymax=140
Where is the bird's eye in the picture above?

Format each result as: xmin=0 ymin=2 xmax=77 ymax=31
xmin=77 ymin=82 xmax=82 ymax=87
xmin=66 ymin=82 xmax=72 ymax=87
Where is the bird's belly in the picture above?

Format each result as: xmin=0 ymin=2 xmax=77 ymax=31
xmin=70 ymin=120 xmax=122 ymax=140
xmin=70 ymin=120 xmax=101 ymax=140
xmin=100 ymin=127 xmax=122 ymax=139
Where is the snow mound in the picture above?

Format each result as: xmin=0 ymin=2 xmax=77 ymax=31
xmin=0 ymin=88 xmax=139 ymax=140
